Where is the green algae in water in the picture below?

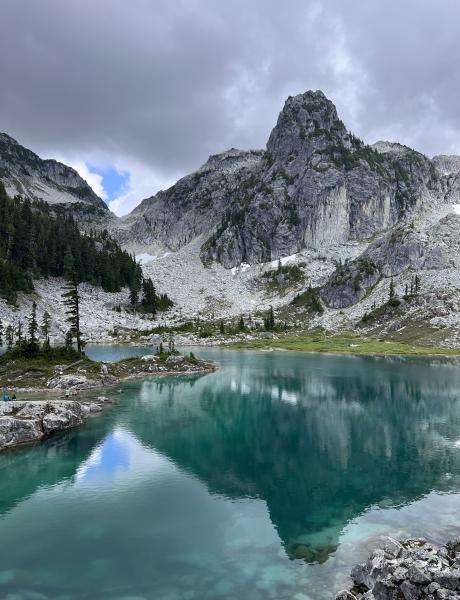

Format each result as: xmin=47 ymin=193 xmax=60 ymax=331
xmin=0 ymin=348 xmax=459 ymax=599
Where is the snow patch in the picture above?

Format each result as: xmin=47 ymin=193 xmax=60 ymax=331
xmin=136 ymin=253 xmax=157 ymax=265
xmin=269 ymin=254 xmax=297 ymax=268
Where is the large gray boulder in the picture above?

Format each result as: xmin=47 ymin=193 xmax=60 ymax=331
xmin=0 ymin=399 xmax=109 ymax=451
xmin=42 ymin=402 xmax=83 ymax=435
xmin=0 ymin=416 xmax=43 ymax=449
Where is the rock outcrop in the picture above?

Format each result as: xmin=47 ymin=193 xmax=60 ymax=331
xmin=0 ymin=398 xmax=112 ymax=451
xmin=321 ymin=214 xmax=460 ymax=309
xmin=336 ymin=537 xmax=460 ymax=599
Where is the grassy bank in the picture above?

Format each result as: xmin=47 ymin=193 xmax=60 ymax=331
xmin=231 ymin=333 xmax=460 ymax=356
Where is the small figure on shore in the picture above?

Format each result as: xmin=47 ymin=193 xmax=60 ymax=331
xmin=3 ymin=392 xmax=10 ymax=401
xmin=11 ymin=394 xmax=16 ymax=400
xmin=65 ymin=389 xmax=70 ymax=398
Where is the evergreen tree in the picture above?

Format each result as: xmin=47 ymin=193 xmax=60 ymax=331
xmin=41 ymin=311 xmax=52 ymax=345
xmin=16 ymin=321 xmax=23 ymax=343
xmin=389 ymin=278 xmax=395 ymax=300
xmin=264 ymin=306 xmax=275 ymax=330
xmin=5 ymin=325 xmax=14 ymax=350
xmin=219 ymin=320 xmax=225 ymax=335
xmin=28 ymin=301 xmax=39 ymax=346
xmin=168 ymin=332 xmax=175 ymax=353
xmin=129 ymin=277 xmax=141 ymax=307
xmin=65 ymin=329 xmax=73 ymax=350
xmin=414 ymin=274 xmax=421 ymax=295
xmin=63 ymin=246 xmax=75 ymax=279
xmin=239 ymin=315 xmax=245 ymax=331
xmin=141 ymin=278 xmax=157 ymax=314
xmin=62 ymin=272 xmax=83 ymax=353
xmin=0 ymin=319 xmax=3 ymax=347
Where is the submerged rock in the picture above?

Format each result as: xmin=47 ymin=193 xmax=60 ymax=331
xmin=335 ymin=537 xmax=460 ymax=599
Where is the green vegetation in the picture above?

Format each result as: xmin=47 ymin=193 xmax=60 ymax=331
xmin=0 ymin=181 xmax=140 ymax=302
xmin=0 ymin=181 xmax=172 ymax=312
xmin=231 ymin=332 xmax=460 ymax=356
xmin=261 ymin=263 xmax=305 ymax=291
xmin=129 ymin=277 xmax=173 ymax=316
xmin=322 ymin=140 xmax=389 ymax=176
xmin=360 ymin=275 xmax=421 ymax=326
xmin=291 ymin=286 xmax=324 ymax=314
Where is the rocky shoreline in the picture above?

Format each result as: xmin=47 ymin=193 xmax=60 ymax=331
xmin=1 ymin=353 xmax=216 ymax=393
xmin=336 ymin=537 xmax=460 ymax=599
xmin=0 ymin=397 xmax=114 ymax=452
xmin=0 ymin=354 xmax=216 ymax=452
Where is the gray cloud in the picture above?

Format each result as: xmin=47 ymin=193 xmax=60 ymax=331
xmin=1 ymin=0 xmax=460 ymax=213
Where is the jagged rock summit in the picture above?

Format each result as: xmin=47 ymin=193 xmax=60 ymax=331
xmin=119 ymin=90 xmax=455 ymax=270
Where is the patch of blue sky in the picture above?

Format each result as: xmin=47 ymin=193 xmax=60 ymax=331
xmin=87 ymin=163 xmax=130 ymax=202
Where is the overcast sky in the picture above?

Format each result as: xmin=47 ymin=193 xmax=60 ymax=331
xmin=1 ymin=0 xmax=460 ymax=215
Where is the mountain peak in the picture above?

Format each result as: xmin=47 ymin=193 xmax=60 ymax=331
xmin=266 ymin=90 xmax=347 ymax=163
xmin=0 ymin=132 xmax=20 ymax=145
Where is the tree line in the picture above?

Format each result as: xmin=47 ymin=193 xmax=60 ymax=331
xmin=0 ymin=180 xmax=172 ymax=316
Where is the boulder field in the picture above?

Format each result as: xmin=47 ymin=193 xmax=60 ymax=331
xmin=336 ymin=537 xmax=460 ymax=599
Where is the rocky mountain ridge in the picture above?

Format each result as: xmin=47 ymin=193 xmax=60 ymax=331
xmin=1 ymin=91 xmax=460 ymax=346
xmin=0 ymin=132 xmax=111 ymax=222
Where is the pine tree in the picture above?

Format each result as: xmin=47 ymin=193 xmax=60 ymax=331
xmin=219 ymin=320 xmax=225 ymax=335
xmin=264 ymin=306 xmax=275 ymax=330
xmin=65 ymin=329 xmax=73 ymax=350
xmin=129 ymin=280 xmax=140 ymax=306
xmin=63 ymin=246 xmax=75 ymax=279
xmin=6 ymin=325 xmax=14 ymax=350
xmin=16 ymin=321 xmax=23 ymax=343
xmin=414 ymin=274 xmax=421 ymax=295
xmin=62 ymin=272 xmax=83 ymax=353
xmin=0 ymin=319 xmax=3 ymax=347
xmin=239 ymin=315 xmax=245 ymax=331
xmin=28 ymin=301 xmax=39 ymax=346
xmin=168 ymin=332 xmax=175 ymax=353
xmin=141 ymin=278 xmax=157 ymax=314
xmin=389 ymin=278 xmax=395 ymax=300
xmin=41 ymin=311 xmax=52 ymax=345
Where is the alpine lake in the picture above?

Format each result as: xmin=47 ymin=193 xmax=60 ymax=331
xmin=0 ymin=346 xmax=459 ymax=600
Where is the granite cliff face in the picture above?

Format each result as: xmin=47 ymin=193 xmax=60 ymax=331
xmin=0 ymin=132 xmax=110 ymax=221
xmin=118 ymin=148 xmax=264 ymax=251
xmin=121 ymin=91 xmax=451 ymax=269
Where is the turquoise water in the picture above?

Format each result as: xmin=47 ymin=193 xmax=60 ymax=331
xmin=1 ymin=348 xmax=460 ymax=600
